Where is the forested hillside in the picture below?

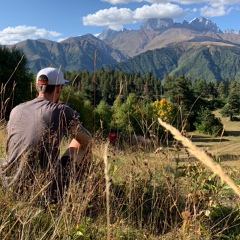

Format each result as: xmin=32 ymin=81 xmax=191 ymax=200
xmin=107 ymin=44 xmax=240 ymax=82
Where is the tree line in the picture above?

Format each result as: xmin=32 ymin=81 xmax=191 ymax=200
xmin=1 ymin=46 xmax=240 ymax=140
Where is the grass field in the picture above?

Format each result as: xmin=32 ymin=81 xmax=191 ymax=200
xmin=188 ymin=110 xmax=240 ymax=160
xmin=1 ymin=111 xmax=240 ymax=239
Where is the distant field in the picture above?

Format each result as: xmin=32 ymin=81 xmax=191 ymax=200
xmin=187 ymin=110 xmax=240 ymax=169
xmin=193 ymin=110 xmax=240 ymax=155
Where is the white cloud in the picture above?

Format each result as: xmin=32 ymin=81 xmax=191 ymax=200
xmin=0 ymin=26 xmax=62 ymax=45
xmin=209 ymin=0 xmax=240 ymax=7
xmin=83 ymin=3 xmax=186 ymax=30
xmin=102 ymin=0 xmax=240 ymax=5
xmin=83 ymin=7 xmax=134 ymax=30
xmin=101 ymin=0 xmax=166 ymax=3
xmin=91 ymin=0 xmax=240 ymax=30
xmin=134 ymin=3 xmax=186 ymax=19
xmin=101 ymin=0 xmax=142 ymax=3
xmin=200 ymin=5 xmax=233 ymax=17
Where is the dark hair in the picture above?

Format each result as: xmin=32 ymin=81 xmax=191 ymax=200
xmin=37 ymin=74 xmax=56 ymax=94
xmin=38 ymin=74 xmax=48 ymax=84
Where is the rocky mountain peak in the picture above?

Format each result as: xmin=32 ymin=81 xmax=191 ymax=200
xmin=189 ymin=17 xmax=222 ymax=33
xmin=98 ymin=17 xmax=224 ymax=42
xmin=98 ymin=28 xmax=127 ymax=40
xmin=224 ymin=29 xmax=240 ymax=35
xmin=141 ymin=18 xmax=174 ymax=31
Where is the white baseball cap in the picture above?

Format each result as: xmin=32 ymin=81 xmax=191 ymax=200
xmin=36 ymin=67 xmax=69 ymax=85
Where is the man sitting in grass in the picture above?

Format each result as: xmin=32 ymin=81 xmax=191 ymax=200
xmin=0 ymin=67 xmax=92 ymax=203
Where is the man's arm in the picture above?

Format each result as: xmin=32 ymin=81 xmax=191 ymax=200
xmin=73 ymin=125 xmax=92 ymax=148
xmin=62 ymin=122 xmax=92 ymax=160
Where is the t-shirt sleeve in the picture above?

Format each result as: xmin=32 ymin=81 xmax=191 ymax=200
xmin=60 ymin=104 xmax=80 ymax=129
xmin=62 ymin=104 xmax=92 ymax=139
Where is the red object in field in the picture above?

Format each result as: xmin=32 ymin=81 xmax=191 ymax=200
xmin=108 ymin=132 xmax=118 ymax=144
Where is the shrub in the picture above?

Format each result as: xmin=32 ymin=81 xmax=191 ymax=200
xmin=194 ymin=107 xmax=223 ymax=135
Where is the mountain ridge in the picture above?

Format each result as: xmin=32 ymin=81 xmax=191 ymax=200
xmin=106 ymin=43 xmax=240 ymax=82
xmin=9 ymin=34 xmax=127 ymax=74
xmin=6 ymin=17 xmax=240 ymax=82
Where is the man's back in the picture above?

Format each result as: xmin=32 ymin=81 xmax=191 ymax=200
xmin=6 ymin=97 xmax=78 ymax=169
xmin=2 ymin=67 xmax=92 ymax=201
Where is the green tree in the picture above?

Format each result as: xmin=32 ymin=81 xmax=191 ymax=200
xmin=193 ymin=78 xmax=209 ymax=98
xmin=0 ymin=46 xmax=33 ymax=119
xmin=111 ymin=96 xmax=124 ymax=132
xmin=207 ymin=81 xmax=219 ymax=99
xmin=61 ymin=85 xmax=85 ymax=115
xmin=82 ymin=100 xmax=94 ymax=133
xmin=228 ymin=80 xmax=238 ymax=93
xmin=111 ymin=93 xmax=145 ymax=135
xmin=220 ymin=87 xmax=240 ymax=121
xmin=67 ymin=69 xmax=162 ymax=106
xmin=164 ymin=75 xmax=194 ymax=108
xmin=61 ymin=86 xmax=95 ymax=132
xmin=164 ymin=75 xmax=196 ymax=130
xmin=217 ymin=81 xmax=227 ymax=100
xmin=195 ymin=107 xmax=223 ymax=135
xmin=114 ymin=93 xmax=138 ymax=134
xmin=95 ymin=100 xmax=112 ymax=135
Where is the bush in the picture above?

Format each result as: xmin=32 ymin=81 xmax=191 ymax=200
xmin=194 ymin=107 xmax=223 ymax=135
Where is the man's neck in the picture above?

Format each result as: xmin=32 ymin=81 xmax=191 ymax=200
xmin=38 ymin=93 xmax=54 ymax=102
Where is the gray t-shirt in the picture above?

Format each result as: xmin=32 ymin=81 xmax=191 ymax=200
xmin=5 ymin=98 xmax=80 ymax=171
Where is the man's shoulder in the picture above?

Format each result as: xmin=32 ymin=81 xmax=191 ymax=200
xmin=57 ymin=102 xmax=76 ymax=113
xmin=11 ymin=99 xmax=35 ymax=112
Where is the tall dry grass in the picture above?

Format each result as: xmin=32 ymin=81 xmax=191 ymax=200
xmin=1 ymin=63 xmax=240 ymax=239
xmin=158 ymin=117 xmax=240 ymax=198
xmin=1 ymin=118 xmax=240 ymax=238
xmin=0 ymin=122 xmax=7 ymax=158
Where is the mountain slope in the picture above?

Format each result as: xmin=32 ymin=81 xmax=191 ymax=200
xmin=106 ymin=43 xmax=240 ymax=82
xmin=11 ymin=34 xmax=127 ymax=73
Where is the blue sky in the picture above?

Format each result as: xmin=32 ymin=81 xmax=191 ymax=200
xmin=0 ymin=0 xmax=239 ymax=45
